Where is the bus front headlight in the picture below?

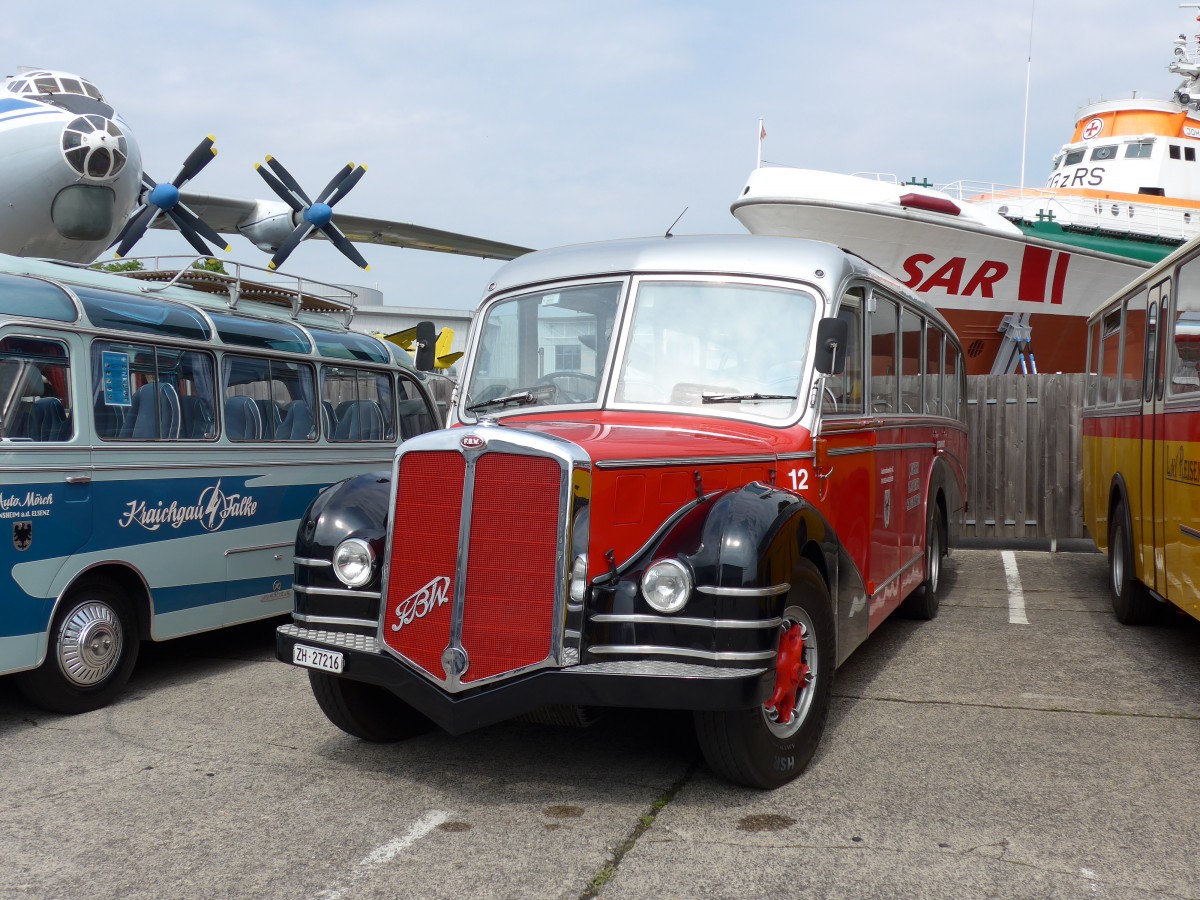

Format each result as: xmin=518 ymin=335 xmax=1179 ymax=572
xmin=333 ymin=538 xmax=375 ymax=588
xmin=569 ymin=554 xmax=589 ymax=603
xmin=641 ymin=559 xmax=692 ymax=614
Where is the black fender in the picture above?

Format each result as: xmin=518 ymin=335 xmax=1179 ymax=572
xmin=293 ymin=471 xmax=391 ymax=623
xmin=587 ymin=482 xmax=868 ymax=668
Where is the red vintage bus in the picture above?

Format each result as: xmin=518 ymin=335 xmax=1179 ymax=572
xmin=277 ymin=235 xmax=969 ymax=788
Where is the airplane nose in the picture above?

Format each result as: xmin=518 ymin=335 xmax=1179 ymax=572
xmin=61 ymin=114 xmax=129 ymax=180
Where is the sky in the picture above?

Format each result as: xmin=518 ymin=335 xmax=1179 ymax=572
xmin=1 ymin=1 xmax=1186 ymax=311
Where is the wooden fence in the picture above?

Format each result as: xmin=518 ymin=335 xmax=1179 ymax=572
xmin=964 ymin=374 xmax=1088 ymax=543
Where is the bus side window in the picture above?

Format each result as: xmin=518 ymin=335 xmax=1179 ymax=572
xmin=869 ymin=294 xmax=899 ymax=414
xmin=825 ymin=289 xmax=863 ymax=416
xmin=1121 ymin=289 xmax=1148 ymax=403
xmin=900 ymin=308 xmax=923 ymax=414
xmin=1170 ymin=256 xmax=1200 ymax=395
xmin=322 ymin=366 xmax=397 ymax=442
xmin=945 ymin=341 xmax=961 ymax=420
xmin=223 ymin=356 xmax=318 ymax=442
xmin=1098 ymin=307 xmax=1122 ymax=405
xmin=397 ymin=374 xmax=436 ymax=439
xmin=92 ymin=341 xmax=215 ymax=441
xmin=0 ymin=336 xmax=72 ymax=441
xmin=925 ymin=325 xmax=944 ymax=416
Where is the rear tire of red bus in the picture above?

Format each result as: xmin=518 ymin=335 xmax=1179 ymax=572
xmin=14 ymin=578 xmax=140 ymax=715
xmin=693 ymin=559 xmax=834 ymax=789
xmin=1108 ymin=499 xmax=1155 ymax=626
xmin=900 ymin=500 xmax=943 ymax=620
xmin=308 ymin=671 xmax=434 ymax=742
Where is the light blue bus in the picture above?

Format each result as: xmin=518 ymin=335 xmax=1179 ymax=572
xmin=0 ymin=255 xmax=440 ymax=713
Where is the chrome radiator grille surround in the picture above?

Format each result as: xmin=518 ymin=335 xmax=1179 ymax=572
xmin=378 ymin=424 xmax=590 ymax=693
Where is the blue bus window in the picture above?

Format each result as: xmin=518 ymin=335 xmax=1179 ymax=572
xmin=91 ymin=340 xmax=217 ymax=440
xmin=209 ymin=311 xmax=311 ymax=354
xmin=0 ymin=273 xmax=78 ymax=322
xmin=0 ymin=336 xmax=73 ymax=441
xmin=76 ymin=286 xmax=211 ymax=341
xmin=308 ymin=327 xmax=389 ymax=363
xmin=322 ymin=366 xmax=395 ymax=441
xmin=223 ymin=356 xmax=318 ymax=442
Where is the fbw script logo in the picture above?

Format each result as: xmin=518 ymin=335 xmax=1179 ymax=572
xmin=392 ymin=575 xmax=451 ymax=633
xmin=118 ymin=480 xmax=258 ymax=532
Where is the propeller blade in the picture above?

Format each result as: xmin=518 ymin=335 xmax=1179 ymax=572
xmin=319 ymin=222 xmax=370 ymax=270
xmin=172 ymin=135 xmax=217 ymax=187
xmin=265 ymin=156 xmax=312 ymax=206
xmin=109 ymin=205 xmax=147 ymax=252
xmin=314 ymin=163 xmax=354 ymax=205
xmin=254 ymin=162 xmax=306 ymax=213
xmin=113 ymin=206 xmax=161 ymax=257
xmin=268 ymin=223 xmax=316 ymax=271
xmin=166 ymin=209 xmax=217 ymax=257
xmin=323 ymin=165 xmax=367 ymax=208
xmin=171 ymin=203 xmax=232 ymax=253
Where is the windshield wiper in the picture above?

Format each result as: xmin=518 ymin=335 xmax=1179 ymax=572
xmin=465 ymin=391 xmax=538 ymax=413
xmin=701 ymin=392 xmax=796 ymax=404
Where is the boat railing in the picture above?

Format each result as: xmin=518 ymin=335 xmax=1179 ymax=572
xmin=941 ymin=182 xmax=1195 ymax=242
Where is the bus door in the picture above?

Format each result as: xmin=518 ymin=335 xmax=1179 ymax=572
xmin=1141 ymin=279 xmax=1169 ymax=596
xmin=0 ymin=331 xmax=92 ymax=667
xmin=1161 ymin=261 xmax=1200 ymax=616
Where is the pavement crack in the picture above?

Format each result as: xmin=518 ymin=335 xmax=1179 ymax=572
xmin=579 ymin=762 xmax=695 ymax=899
xmin=833 ymin=692 xmax=1200 ymax=721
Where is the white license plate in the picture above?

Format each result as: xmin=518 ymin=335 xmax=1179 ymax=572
xmin=293 ymin=643 xmax=344 ymax=674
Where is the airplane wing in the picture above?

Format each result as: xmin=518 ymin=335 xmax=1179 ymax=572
xmin=163 ymin=190 xmax=533 ymax=260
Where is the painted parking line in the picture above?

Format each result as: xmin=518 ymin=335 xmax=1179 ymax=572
xmin=1002 ymin=550 xmax=1030 ymax=625
xmin=316 ymin=809 xmax=450 ymax=900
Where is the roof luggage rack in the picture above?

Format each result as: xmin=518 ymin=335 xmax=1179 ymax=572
xmin=102 ymin=256 xmax=359 ymax=326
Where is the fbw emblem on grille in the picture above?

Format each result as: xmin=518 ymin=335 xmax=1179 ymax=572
xmin=392 ymin=575 xmax=451 ymax=633
xmin=460 ymin=434 xmax=485 ymax=450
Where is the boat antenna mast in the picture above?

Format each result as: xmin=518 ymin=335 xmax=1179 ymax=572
xmin=1171 ymin=4 xmax=1200 ymax=110
xmin=1019 ymin=0 xmax=1035 ymax=195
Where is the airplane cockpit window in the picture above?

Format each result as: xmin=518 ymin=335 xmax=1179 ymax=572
xmin=6 ymin=74 xmax=105 ymax=103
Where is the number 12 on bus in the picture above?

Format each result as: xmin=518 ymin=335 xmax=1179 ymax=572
xmin=1084 ymin=236 xmax=1200 ymax=624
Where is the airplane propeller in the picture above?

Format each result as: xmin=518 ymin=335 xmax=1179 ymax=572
xmin=253 ymin=156 xmax=370 ymax=271
xmin=111 ymin=135 xmax=232 ymax=259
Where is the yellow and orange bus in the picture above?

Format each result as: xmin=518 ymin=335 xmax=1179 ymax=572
xmin=1083 ymin=237 xmax=1200 ymax=624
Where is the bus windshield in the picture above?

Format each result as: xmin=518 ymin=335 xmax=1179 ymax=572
xmin=463 ymin=278 xmax=818 ymax=420
xmin=614 ymin=280 xmax=816 ymax=419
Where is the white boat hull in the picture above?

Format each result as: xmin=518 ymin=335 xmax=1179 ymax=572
xmin=732 ymin=169 xmax=1149 ymax=374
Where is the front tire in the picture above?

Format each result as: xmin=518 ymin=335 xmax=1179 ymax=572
xmin=1109 ymin=499 xmax=1154 ymax=625
xmin=693 ymin=559 xmax=834 ymax=789
xmin=308 ymin=671 xmax=434 ymax=742
xmin=14 ymin=578 xmax=139 ymax=714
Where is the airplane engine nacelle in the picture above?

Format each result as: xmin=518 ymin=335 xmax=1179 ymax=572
xmin=236 ymin=200 xmax=299 ymax=253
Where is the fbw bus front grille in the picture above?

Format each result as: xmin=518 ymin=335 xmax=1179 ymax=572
xmin=383 ymin=448 xmax=563 ymax=688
